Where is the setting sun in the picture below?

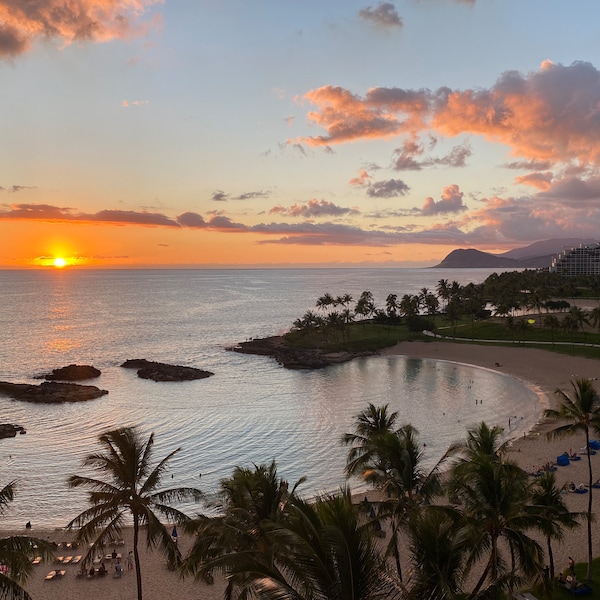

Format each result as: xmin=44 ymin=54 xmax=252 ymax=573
xmin=53 ymin=257 xmax=67 ymax=268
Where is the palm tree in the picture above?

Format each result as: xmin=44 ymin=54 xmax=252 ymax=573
xmin=183 ymin=467 xmax=395 ymax=600
xmin=405 ymin=505 xmax=468 ymax=600
xmin=448 ymin=422 xmax=544 ymax=597
xmin=436 ymin=278 xmax=450 ymax=312
xmin=67 ymin=427 xmax=202 ymax=600
xmin=0 ymin=482 xmax=54 ymax=600
xmin=344 ymin=414 xmax=444 ymax=583
xmin=543 ymin=314 xmax=560 ymax=348
xmin=181 ymin=461 xmax=304 ymax=595
xmin=529 ymin=471 xmax=580 ymax=580
xmin=341 ymin=403 xmax=398 ymax=476
xmin=544 ymin=379 xmax=600 ymax=581
xmin=276 ymin=489 xmax=398 ymax=600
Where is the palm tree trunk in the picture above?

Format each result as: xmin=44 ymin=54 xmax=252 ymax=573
xmin=547 ymin=536 xmax=555 ymax=580
xmin=391 ymin=521 xmax=403 ymax=582
xmin=585 ymin=429 xmax=593 ymax=581
xmin=133 ymin=514 xmax=143 ymax=600
xmin=471 ymin=556 xmax=492 ymax=597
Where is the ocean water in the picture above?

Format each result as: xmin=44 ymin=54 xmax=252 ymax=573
xmin=0 ymin=268 xmax=540 ymax=529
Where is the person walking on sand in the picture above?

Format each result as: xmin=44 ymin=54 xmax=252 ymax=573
xmin=127 ymin=550 xmax=133 ymax=571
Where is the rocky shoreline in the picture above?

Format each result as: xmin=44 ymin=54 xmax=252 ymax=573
xmin=229 ymin=335 xmax=376 ymax=369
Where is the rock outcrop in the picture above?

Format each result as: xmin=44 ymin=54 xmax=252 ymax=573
xmin=229 ymin=336 xmax=375 ymax=369
xmin=0 ymin=424 xmax=26 ymax=439
xmin=121 ymin=359 xmax=214 ymax=382
xmin=43 ymin=364 xmax=101 ymax=381
xmin=0 ymin=381 xmax=108 ymax=403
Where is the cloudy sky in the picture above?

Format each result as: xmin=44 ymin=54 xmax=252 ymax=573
xmin=1 ymin=0 xmax=600 ymax=268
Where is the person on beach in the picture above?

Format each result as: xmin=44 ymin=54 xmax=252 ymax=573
xmin=569 ymin=556 xmax=575 ymax=575
xmin=127 ymin=550 xmax=133 ymax=571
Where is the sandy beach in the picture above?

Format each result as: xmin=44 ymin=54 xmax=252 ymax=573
xmin=15 ymin=341 xmax=600 ymax=599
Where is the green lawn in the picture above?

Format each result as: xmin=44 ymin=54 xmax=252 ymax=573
xmin=527 ymin=559 xmax=600 ymax=599
xmin=283 ymin=316 xmax=600 ymax=360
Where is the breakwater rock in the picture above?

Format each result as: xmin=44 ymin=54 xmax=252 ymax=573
xmin=0 ymin=381 xmax=108 ymax=403
xmin=0 ymin=424 xmax=26 ymax=439
xmin=121 ymin=359 xmax=214 ymax=382
xmin=42 ymin=364 xmax=101 ymax=381
xmin=229 ymin=336 xmax=375 ymax=369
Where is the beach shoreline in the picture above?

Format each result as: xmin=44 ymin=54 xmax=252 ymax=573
xmin=11 ymin=341 xmax=600 ymax=599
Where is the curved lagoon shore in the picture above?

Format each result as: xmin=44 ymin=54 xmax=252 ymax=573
xmin=13 ymin=341 xmax=600 ymax=599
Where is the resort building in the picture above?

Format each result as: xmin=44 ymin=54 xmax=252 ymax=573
xmin=550 ymin=243 xmax=600 ymax=276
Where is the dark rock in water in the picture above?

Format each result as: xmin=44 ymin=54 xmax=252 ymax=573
xmin=229 ymin=336 xmax=375 ymax=370
xmin=121 ymin=359 xmax=214 ymax=382
xmin=0 ymin=423 xmax=26 ymax=439
xmin=0 ymin=381 xmax=108 ymax=403
xmin=44 ymin=364 xmax=101 ymax=381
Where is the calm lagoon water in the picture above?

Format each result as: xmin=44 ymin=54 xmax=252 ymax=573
xmin=0 ymin=268 xmax=540 ymax=528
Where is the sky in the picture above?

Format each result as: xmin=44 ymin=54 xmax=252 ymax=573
xmin=2 ymin=0 xmax=600 ymax=268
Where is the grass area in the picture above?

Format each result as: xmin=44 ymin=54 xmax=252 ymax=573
xmin=527 ymin=558 xmax=600 ymax=599
xmin=283 ymin=315 xmax=600 ymax=360
xmin=284 ymin=323 xmax=421 ymax=353
xmin=435 ymin=317 xmax=600 ymax=360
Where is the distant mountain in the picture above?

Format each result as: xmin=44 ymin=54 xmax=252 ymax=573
xmin=432 ymin=238 xmax=598 ymax=269
xmin=500 ymin=238 xmax=597 ymax=260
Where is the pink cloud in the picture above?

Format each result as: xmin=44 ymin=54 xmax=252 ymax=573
xmin=515 ymin=172 xmax=553 ymax=190
xmin=349 ymin=169 xmax=373 ymax=186
xmin=0 ymin=0 xmax=163 ymax=59
xmin=269 ymin=199 xmax=359 ymax=218
xmin=299 ymin=61 xmax=600 ymax=168
xmin=422 ymin=184 xmax=467 ymax=215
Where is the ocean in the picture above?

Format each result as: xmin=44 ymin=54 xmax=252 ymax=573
xmin=0 ymin=268 xmax=540 ymax=529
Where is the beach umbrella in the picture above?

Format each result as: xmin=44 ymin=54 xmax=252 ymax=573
xmin=171 ymin=526 xmax=178 ymax=541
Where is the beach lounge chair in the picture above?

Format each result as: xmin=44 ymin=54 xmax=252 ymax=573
xmin=45 ymin=569 xmax=65 ymax=580
xmin=568 ymin=583 xmax=593 ymax=595
xmin=31 ymin=556 xmax=41 ymax=565
xmin=60 ymin=556 xmax=72 ymax=564
xmin=71 ymin=555 xmax=82 ymax=564
xmin=514 ymin=593 xmax=538 ymax=600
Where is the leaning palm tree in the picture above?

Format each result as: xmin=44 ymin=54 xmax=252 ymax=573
xmin=67 ymin=427 xmax=202 ymax=600
xmin=0 ymin=482 xmax=54 ymax=600
xmin=544 ymin=378 xmax=600 ymax=581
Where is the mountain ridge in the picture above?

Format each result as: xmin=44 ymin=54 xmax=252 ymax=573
xmin=432 ymin=238 xmax=597 ymax=269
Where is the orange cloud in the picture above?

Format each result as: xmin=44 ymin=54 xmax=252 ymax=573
xmin=299 ymin=61 xmax=600 ymax=168
xmin=422 ymin=184 xmax=467 ymax=215
xmin=0 ymin=0 xmax=163 ymax=59
xmin=515 ymin=172 xmax=553 ymax=190
xmin=349 ymin=169 xmax=373 ymax=186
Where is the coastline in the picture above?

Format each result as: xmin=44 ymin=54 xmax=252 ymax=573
xmin=12 ymin=340 xmax=600 ymax=598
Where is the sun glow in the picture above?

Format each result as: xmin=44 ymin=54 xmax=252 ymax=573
xmin=53 ymin=257 xmax=67 ymax=268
